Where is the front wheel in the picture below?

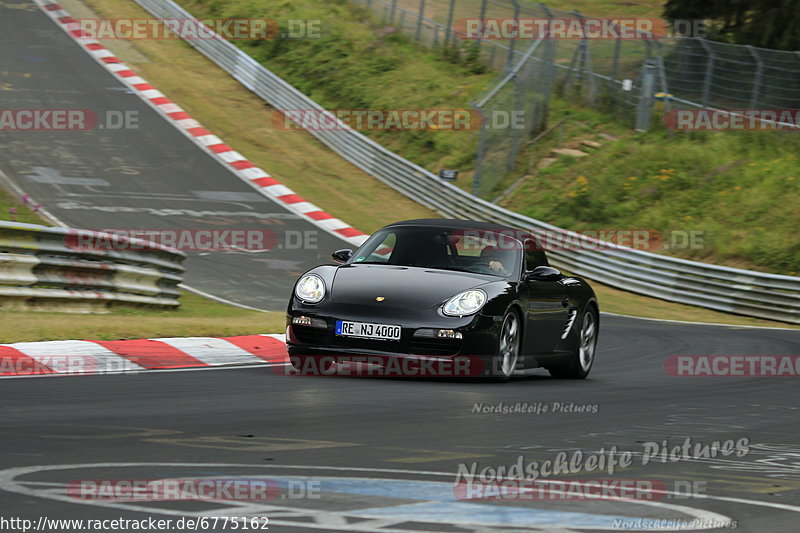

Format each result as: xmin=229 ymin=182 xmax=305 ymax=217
xmin=485 ymin=311 xmax=521 ymax=382
xmin=548 ymin=307 xmax=597 ymax=379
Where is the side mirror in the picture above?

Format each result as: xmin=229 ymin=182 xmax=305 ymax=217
xmin=332 ymin=248 xmax=353 ymax=264
xmin=525 ymin=265 xmax=561 ymax=281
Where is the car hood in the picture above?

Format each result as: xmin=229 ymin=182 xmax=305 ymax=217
xmin=330 ymin=264 xmax=495 ymax=310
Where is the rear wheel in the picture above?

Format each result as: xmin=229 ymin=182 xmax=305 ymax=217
xmin=548 ymin=307 xmax=597 ymax=379
xmin=486 ymin=311 xmax=521 ymax=381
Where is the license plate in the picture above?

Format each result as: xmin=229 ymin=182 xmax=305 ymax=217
xmin=335 ymin=320 xmax=401 ymax=341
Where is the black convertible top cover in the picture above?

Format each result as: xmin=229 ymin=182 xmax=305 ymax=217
xmin=385 ymin=219 xmax=536 ymax=241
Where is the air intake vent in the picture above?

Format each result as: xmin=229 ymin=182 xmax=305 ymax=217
xmin=561 ymin=309 xmax=578 ymax=340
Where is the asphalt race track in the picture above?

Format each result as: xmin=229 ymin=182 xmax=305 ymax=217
xmin=0 ymin=0 xmax=352 ymax=310
xmin=1 ymin=1 xmax=800 ymax=532
xmin=2 ymin=316 xmax=800 ymax=532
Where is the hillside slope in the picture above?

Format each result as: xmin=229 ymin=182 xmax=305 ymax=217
xmin=168 ymin=0 xmax=798 ymax=274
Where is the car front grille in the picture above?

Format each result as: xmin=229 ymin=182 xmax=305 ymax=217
xmin=291 ymin=325 xmax=329 ymax=345
xmin=292 ymin=322 xmax=463 ymax=357
xmin=408 ymin=339 xmax=461 ymax=356
xmin=330 ymin=336 xmax=403 ymax=352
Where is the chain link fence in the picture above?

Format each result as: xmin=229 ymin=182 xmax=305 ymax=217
xmin=351 ymin=0 xmax=661 ymax=196
xmin=471 ymin=38 xmax=555 ymax=197
xmin=661 ymin=38 xmax=800 ymax=110
xmin=352 ymin=0 xmax=799 ymax=197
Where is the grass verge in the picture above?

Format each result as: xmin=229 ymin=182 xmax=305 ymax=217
xmin=0 ymin=290 xmax=284 ymax=343
xmin=0 ymin=183 xmax=48 ymax=225
xmin=502 ymin=100 xmax=800 ymax=274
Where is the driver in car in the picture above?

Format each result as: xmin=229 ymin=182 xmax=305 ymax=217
xmin=480 ymin=246 xmax=510 ymax=275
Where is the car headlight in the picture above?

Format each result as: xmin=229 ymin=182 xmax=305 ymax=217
xmin=442 ymin=289 xmax=487 ymax=316
xmin=295 ymin=274 xmax=326 ymax=303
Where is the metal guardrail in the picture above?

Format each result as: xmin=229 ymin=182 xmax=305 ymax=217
xmin=133 ymin=0 xmax=800 ymax=324
xmin=0 ymin=221 xmax=185 ymax=311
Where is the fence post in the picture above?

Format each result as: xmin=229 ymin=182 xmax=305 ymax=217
xmin=390 ymin=0 xmax=398 ymax=25
xmin=746 ymin=45 xmax=763 ymax=109
xmin=416 ymin=0 xmax=426 ymax=41
xmin=508 ymin=63 xmax=524 ymax=172
xmin=476 ymin=0 xmax=488 ymax=60
xmin=574 ymin=11 xmax=591 ymax=101
xmin=472 ymin=104 xmax=487 ymax=196
xmin=610 ymin=35 xmax=621 ymax=88
xmin=635 ymin=59 xmax=657 ymax=132
xmin=507 ymin=0 xmax=521 ymax=72
xmin=444 ymin=0 xmax=456 ymax=48
xmin=654 ymin=40 xmax=671 ymax=113
xmin=698 ymin=39 xmax=715 ymax=109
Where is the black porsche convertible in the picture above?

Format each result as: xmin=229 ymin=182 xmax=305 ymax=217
xmin=286 ymin=219 xmax=598 ymax=381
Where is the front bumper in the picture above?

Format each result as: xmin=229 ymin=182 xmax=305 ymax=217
xmin=286 ymin=305 xmax=500 ymax=358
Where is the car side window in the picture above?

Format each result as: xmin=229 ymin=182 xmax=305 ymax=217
xmin=355 ymin=233 xmax=396 ymax=264
xmin=524 ymin=240 xmax=549 ymax=271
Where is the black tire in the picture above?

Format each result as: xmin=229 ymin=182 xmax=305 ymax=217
xmin=548 ymin=306 xmax=598 ymax=379
xmin=485 ymin=310 xmax=521 ymax=382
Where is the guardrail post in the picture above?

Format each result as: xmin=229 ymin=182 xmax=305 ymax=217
xmin=635 ymin=59 xmax=657 ymax=131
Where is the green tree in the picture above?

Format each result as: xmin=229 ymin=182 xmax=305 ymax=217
xmin=663 ymin=0 xmax=800 ymax=50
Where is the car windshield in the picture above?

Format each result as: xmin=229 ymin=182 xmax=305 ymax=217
xmin=349 ymin=226 xmax=522 ymax=278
